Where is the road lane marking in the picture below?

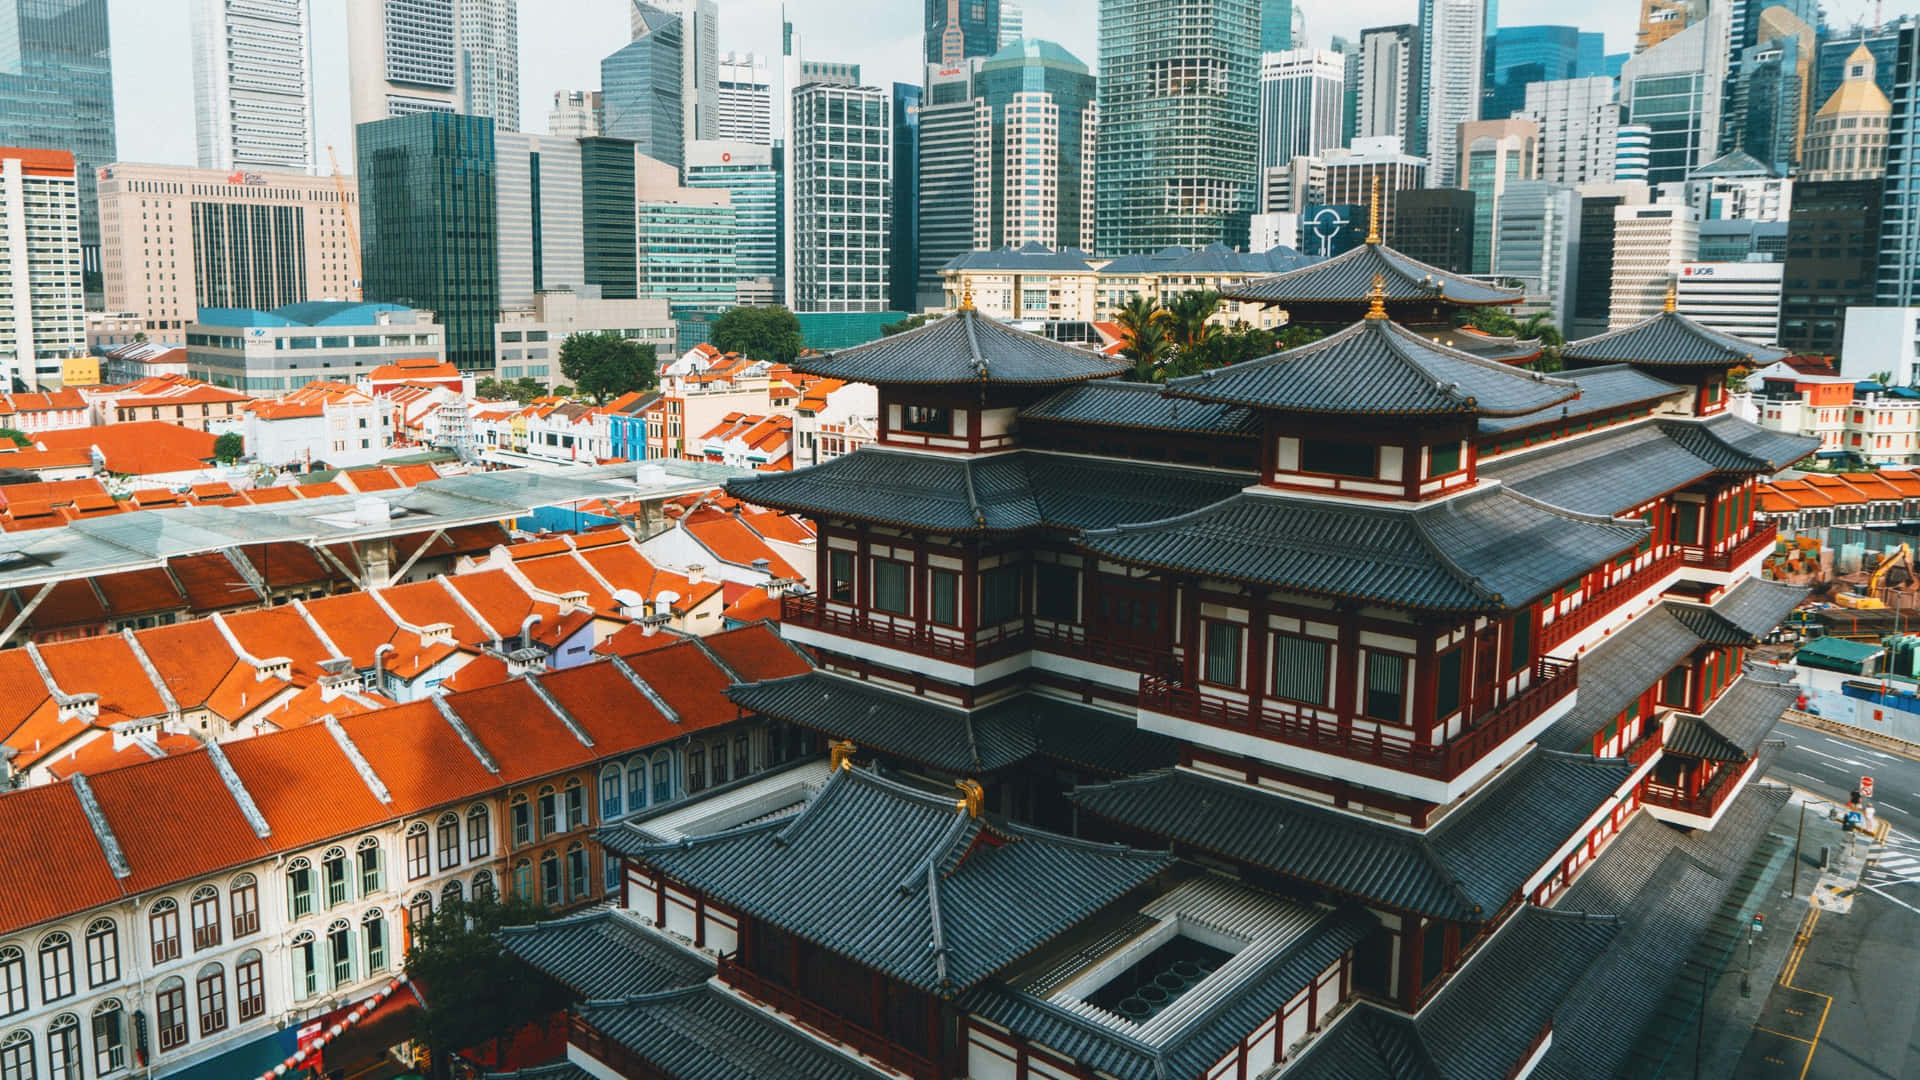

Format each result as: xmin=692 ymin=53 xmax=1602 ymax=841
xmin=1816 ymin=762 xmax=1846 ymax=771
xmin=1861 ymin=882 xmax=1920 ymax=914
xmin=1751 ymin=1024 xmax=1816 ymax=1045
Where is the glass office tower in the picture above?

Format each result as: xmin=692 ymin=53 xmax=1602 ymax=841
xmin=0 ymin=0 xmax=117 ymax=273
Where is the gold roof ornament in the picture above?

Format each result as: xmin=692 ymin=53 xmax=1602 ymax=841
xmin=1366 ymin=177 xmax=1382 ymax=244
xmin=1365 ymin=274 xmax=1390 ymax=320
xmin=958 ymin=284 xmax=975 ymax=312
xmin=955 ymin=778 xmax=984 ymax=818
xmin=828 ymin=739 xmax=857 ymax=771
xmin=1664 ymin=278 xmax=1678 ymax=313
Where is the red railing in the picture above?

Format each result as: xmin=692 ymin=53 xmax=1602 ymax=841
xmin=1028 ymin=622 xmax=1182 ymax=678
xmin=1138 ymin=656 xmax=1579 ymax=781
xmin=1642 ymin=758 xmax=1750 ymax=818
xmin=781 ymin=594 xmax=1028 ymax=666
xmin=1539 ymin=549 xmax=1684 ymax=651
xmin=718 ymin=955 xmax=939 ymax=1080
xmin=1624 ymin=723 xmax=1665 ymax=767
xmin=1679 ymin=521 xmax=1780 ymax=573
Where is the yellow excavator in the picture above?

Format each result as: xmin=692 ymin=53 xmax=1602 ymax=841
xmin=1834 ymin=543 xmax=1915 ymax=609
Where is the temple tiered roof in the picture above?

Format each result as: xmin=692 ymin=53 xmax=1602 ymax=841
xmin=1477 ymin=365 xmax=1688 ymax=437
xmin=1220 ymin=240 xmax=1523 ymax=308
xmin=790 ymin=307 xmax=1126 ymax=386
xmin=1666 ymin=676 xmax=1802 ymax=762
xmin=1077 ymin=486 xmax=1647 ymax=613
xmin=1559 ymin=308 xmax=1790 ymax=370
xmin=1019 ymin=380 xmax=1262 ymax=437
xmin=1164 ymin=313 xmax=1577 ymax=418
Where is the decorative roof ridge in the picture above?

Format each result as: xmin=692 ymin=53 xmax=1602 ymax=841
xmin=962 ymin=308 xmax=988 ymax=379
xmin=432 ymin=694 xmax=502 ymax=773
xmin=1075 ymin=490 xmax=1245 ymax=540
xmin=202 ymin=739 xmax=273 ymax=838
xmin=322 ymin=714 xmax=393 ymax=805
xmin=1405 ymin=494 xmax=1506 ymax=607
xmin=497 ymin=903 xmax=632 ymax=934
xmin=68 ymin=774 xmax=132 ymax=880
xmin=524 ymin=673 xmax=596 ymax=749
xmin=1071 ymin=766 xmax=1434 ymax=838
xmin=1488 ymin=481 xmax=1652 ymax=529
xmin=683 ymin=636 xmax=743 ymax=686
xmin=577 ymin=982 xmax=713 ymax=1010
xmin=608 ymin=655 xmax=682 ymax=725
xmin=960 ymin=459 xmax=986 ymax=529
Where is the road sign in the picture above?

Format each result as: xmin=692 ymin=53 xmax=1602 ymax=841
xmin=1862 ymin=775 xmax=1875 ymax=798
xmin=1751 ymin=913 xmax=1764 ymax=933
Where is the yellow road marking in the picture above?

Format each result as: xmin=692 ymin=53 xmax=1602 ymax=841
xmin=1765 ymin=906 xmax=1835 ymax=1080
xmin=1752 ymin=1024 xmax=1818 ymax=1046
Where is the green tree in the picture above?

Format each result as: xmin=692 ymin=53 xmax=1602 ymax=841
xmin=558 ymin=332 xmax=657 ymax=404
xmin=213 ymin=432 xmax=244 ymax=463
xmin=883 ymin=312 xmax=935 ymax=336
xmin=1515 ymin=311 xmax=1564 ymax=348
xmin=405 ymin=895 xmax=573 ymax=1080
xmin=0 ymin=428 xmax=29 ymax=449
xmin=1113 ymin=294 xmax=1171 ymax=382
xmin=475 ymin=378 xmax=551 ymax=405
xmin=1163 ymin=290 xmax=1222 ymax=352
xmin=710 ymin=305 xmax=805 ymax=363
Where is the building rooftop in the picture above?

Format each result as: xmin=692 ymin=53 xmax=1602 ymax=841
xmin=1221 ymin=240 xmax=1522 ymax=307
xmin=791 ymin=308 xmax=1126 ymax=386
xmin=194 ymin=301 xmax=418 ymax=328
xmin=1559 ymin=309 xmax=1790 ymax=370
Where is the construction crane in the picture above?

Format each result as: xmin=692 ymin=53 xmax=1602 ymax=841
xmin=327 ymin=145 xmax=363 ymax=302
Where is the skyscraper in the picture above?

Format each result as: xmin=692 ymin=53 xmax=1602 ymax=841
xmin=1802 ymin=45 xmax=1892 ymax=183
xmin=638 ymin=0 xmax=719 ymax=148
xmin=1260 ymin=0 xmax=1293 ymax=52
xmin=1097 ymin=0 xmax=1260 ymax=255
xmin=1393 ymin=187 xmax=1475 ymax=270
xmin=1876 ymin=19 xmax=1920 ymax=307
xmin=1620 ymin=21 xmax=1714 ymax=185
xmin=1571 ymin=181 xmax=1648 ymax=338
xmin=1460 ymin=118 xmax=1540 ymax=273
xmin=915 ymin=60 xmax=983 ymax=310
xmin=1492 ymin=180 xmax=1580 ymax=332
xmin=999 ymin=0 xmax=1023 ymax=47
xmin=636 ymin=154 xmax=736 ymax=307
xmin=191 ymin=0 xmax=316 ymax=172
xmin=1521 ymin=77 xmax=1622 ymax=186
xmin=1814 ymin=25 xmax=1900 ymax=113
xmin=1779 ymin=180 xmax=1880 ymax=354
xmin=346 ymin=0 xmax=519 ymax=131
xmin=891 ymin=81 xmax=921 ymax=314
xmin=0 ymin=149 xmax=84 ymax=388
xmin=788 ymin=78 xmax=892 ymax=312
xmin=0 ymin=0 xmax=117 ymax=268
xmin=973 ymin=40 xmax=1098 ymax=253
xmin=1609 ymin=198 xmax=1699 ymax=327
xmin=1419 ymin=0 xmax=1492 ymax=187
xmin=355 ymin=112 xmax=499 ymax=371
xmin=925 ymin=0 xmax=1000 ymax=65
xmin=1258 ymin=50 xmax=1346 ymax=173
xmin=549 ymin=91 xmax=603 ymax=138
xmin=718 ymin=53 xmax=774 ymax=144
xmin=1482 ymin=25 xmax=1606 ymax=122
xmin=603 ymin=6 xmax=685 ymax=171
xmin=686 ymin=140 xmax=782 ymax=303
xmin=1358 ymin=25 xmax=1420 ymax=150
xmin=493 ymin=132 xmax=584 ymax=306
xmin=1724 ymin=6 xmax=1813 ymax=173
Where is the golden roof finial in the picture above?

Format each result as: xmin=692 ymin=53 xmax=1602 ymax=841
xmin=954 ymin=778 xmax=984 ymax=818
xmin=1664 ymin=277 xmax=1678 ymax=313
xmin=958 ymin=283 xmax=975 ymax=312
xmin=1366 ymin=177 xmax=1382 ymax=244
xmin=1365 ymin=274 xmax=1389 ymax=320
xmin=828 ymin=739 xmax=857 ymax=771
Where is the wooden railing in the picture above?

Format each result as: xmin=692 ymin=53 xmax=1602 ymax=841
xmin=1624 ymin=723 xmax=1665 ymax=767
xmin=1539 ymin=549 xmax=1684 ymax=651
xmin=718 ymin=954 xmax=939 ymax=1080
xmin=1028 ymin=622 xmax=1183 ymax=678
xmin=781 ymin=594 xmax=1028 ymax=667
xmin=1679 ymin=521 xmax=1779 ymax=573
xmin=1138 ymin=656 xmax=1579 ymax=781
xmin=1642 ymin=757 xmax=1750 ymax=818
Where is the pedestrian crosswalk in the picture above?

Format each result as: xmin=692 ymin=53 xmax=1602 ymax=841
xmin=1863 ymin=833 xmax=1920 ymax=890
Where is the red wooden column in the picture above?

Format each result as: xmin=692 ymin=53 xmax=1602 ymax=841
xmin=1413 ymin=631 xmax=1439 ymax=745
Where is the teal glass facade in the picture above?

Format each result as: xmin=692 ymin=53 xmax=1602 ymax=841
xmin=1096 ymin=0 xmax=1260 ymax=256
xmin=639 ymin=203 xmax=738 ymax=306
xmin=603 ymin=6 xmax=685 ymax=171
xmin=685 ymin=147 xmax=783 ymax=289
xmin=0 ymin=0 xmax=116 ymax=260
xmin=355 ymin=113 xmax=499 ymax=372
xmin=580 ymin=137 xmax=638 ymax=300
xmin=1482 ymin=26 xmax=1605 ymax=122
xmin=1630 ymin=72 xmax=1708 ymax=186
xmin=924 ymin=0 xmax=999 ymax=65
xmin=978 ymin=40 xmax=1097 ymax=252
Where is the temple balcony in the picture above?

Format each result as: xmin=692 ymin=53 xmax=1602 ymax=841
xmin=1136 ymin=656 xmax=1579 ymax=805
xmin=779 ymin=594 xmax=1033 ymax=684
xmin=717 ymin=953 xmax=939 ymax=1080
xmin=1677 ymin=520 xmax=1780 ymax=580
xmin=1538 ymin=548 xmax=1684 ymax=653
xmin=1641 ymin=742 xmax=1782 ymax=830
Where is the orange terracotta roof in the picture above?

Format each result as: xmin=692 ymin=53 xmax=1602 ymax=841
xmin=684 ymin=515 xmax=803 ymax=581
xmin=98 ymin=568 xmax=185 ymax=615
xmin=243 ymin=542 xmax=334 ymax=588
xmin=344 ymin=468 xmax=402 ymax=492
xmin=529 ymin=660 xmax=678 ymax=752
xmin=739 ymin=509 xmax=815 ymax=545
xmin=42 ymin=731 xmax=200 ymax=781
xmin=435 ymin=679 xmax=595 ymax=783
xmin=721 ymin=589 xmax=782 ymax=624
xmin=86 ymin=751 xmax=273 ymax=893
xmin=169 ymin=552 xmax=259 ymax=612
xmin=0 ymin=478 xmax=111 ymax=508
xmin=701 ymin=621 xmax=810 ymax=682
xmin=255 ymin=682 xmax=393 ymax=730
xmin=513 ymin=553 xmax=614 ymax=612
xmin=614 ymin=638 xmax=740 ymax=728
xmin=238 ymin=485 xmax=299 ymax=504
xmin=445 ymin=570 xmax=549 ymax=637
xmin=219 ymin=724 xmax=394 ymax=850
xmin=129 ymin=488 xmax=184 ymax=508
xmin=190 ymin=482 xmax=240 ymax=502
xmin=0 ymin=781 xmax=127 ymax=937
xmin=378 ymin=577 xmax=493 ymax=642
xmin=301 ymin=591 xmax=403 ymax=667
xmin=219 ymin=606 xmax=338 ymax=682
xmin=576 ymin=543 xmax=724 ymax=613
xmin=437 ymin=652 xmax=511 ymax=692
xmin=294 ymin=481 xmax=348 ymax=498
xmin=36 ymin=634 xmax=171 ymax=722
xmin=336 ymin=702 xmax=499 ymax=816
xmin=131 ymin=620 xmax=248 ymax=712
xmin=19 ymin=579 xmax=112 ymax=629
xmin=34 ymin=422 xmax=218 ymax=476
xmin=0 ymin=447 xmax=94 ymax=472
xmin=1759 ymin=490 xmax=1798 ymax=513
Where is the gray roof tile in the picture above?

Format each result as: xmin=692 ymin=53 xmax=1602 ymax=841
xmin=1482 ymin=417 xmax=1818 ymax=517
xmin=578 ymin=984 xmax=894 ymax=1080
xmin=1165 ymin=317 xmax=1578 ymax=417
xmin=1658 ymin=414 xmax=1820 ymax=471
xmin=1560 ymin=310 xmax=1790 ymax=369
xmin=1478 ymin=365 xmax=1689 ymax=436
xmin=496 ymin=907 xmax=713 ymax=1000
xmin=792 ymin=309 xmax=1125 ymax=385
xmin=1019 ymin=381 xmax=1263 ymax=437
xmin=1222 ymin=241 xmax=1523 ymax=306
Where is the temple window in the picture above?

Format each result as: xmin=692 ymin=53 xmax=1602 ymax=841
xmin=1427 ymin=442 xmax=1463 ymax=478
xmin=871 ymin=560 xmax=910 ymax=615
xmin=1436 ymin=649 xmax=1465 ymax=718
xmin=829 ymin=550 xmax=854 ymax=602
xmin=901 ymin=405 xmax=952 ymax=435
xmin=1364 ymin=651 xmax=1410 ymax=723
xmin=981 ymin=565 xmax=1022 ymax=625
xmin=928 ymin=569 xmax=959 ymax=625
xmin=1035 ymin=564 xmax=1078 ymax=621
xmin=1269 ymin=633 xmax=1330 ymax=705
xmin=1300 ymin=438 xmax=1377 ymax=479
xmin=1202 ymin=621 xmax=1243 ymax=688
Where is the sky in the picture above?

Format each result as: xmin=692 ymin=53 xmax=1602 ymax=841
xmin=109 ymin=0 xmax=1799 ymax=172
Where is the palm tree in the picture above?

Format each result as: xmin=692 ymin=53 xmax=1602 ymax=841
xmin=1515 ymin=311 xmax=1564 ymax=348
xmin=1113 ymin=295 xmax=1171 ymax=382
xmin=1164 ymin=290 xmax=1223 ymax=351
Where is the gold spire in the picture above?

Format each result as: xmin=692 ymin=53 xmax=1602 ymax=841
xmin=954 ymin=779 xmax=984 ymax=818
xmin=1663 ymin=278 xmax=1678 ymax=313
xmin=828 ymin=739 xmax=857 ymax=771
xmin=1365 ymin=274 xmax=1389 ymax=320
xmin=1366 ymin=177 xmax=1382 ymax=244
xmin=958 ymin=283 xmax=975 ymax=312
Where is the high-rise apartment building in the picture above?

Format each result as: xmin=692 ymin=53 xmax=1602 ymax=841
xmin=1258 ymin=49 xmax=1346 ymax=173
xmin=1609 ymin=198 xmax=1699 ymax=328
xmin=1637 ymin=0 xmax=1697 ymax=53
xmin=787 ymin=79 xmax=891 ymax=312
xmin=1460 ymin=118 xmax=1540 ymax=274
xmin=190 ymin=0 xmax=316 ymax=172
xmin=636 ymin=154 xmax=736 ymax=307
xmin=925 ymin=0 xmax=1000 ymax=65
xmin=1260 ymin=0 xmax=1293 ymax=52
xmin=1724 ymin=7 xmax=1813 ymax=173
xmin=355 ymin=112 xmax=499 ymax=371
xmin=1331 ymin=36 xmax=1361 ymax=146
xmin=1492 ymin=180 xmax=1580 ymax=332
xmin=346 ymin=0 xmax=519 ymax=131
xmin=999 ymin=0 xmax=1023 ymax=47
xmin=1616 ymin=124 xmax=1653 ymax=182
xmin=1358 ymin=25 xmax=1420 ymax=150
xmin=1320 ymin=137 xmax=1428 ymax=240
xmin=718 ymin=53 xmax=774 ymax=144
xmin=1815 ymin=24 xmax=1901 ymax=113
xmin=1097 ymin=0 xmax=1260 ymax=255
xmin=0 ymin=0 xmax=117 ymax=267
xmin=1876 ymin=20 xmax=1920 ymax=308
xmin=1675 ymin=260 xmax=1783 ymax=344
xmin=976 ymin=40 xmax=1098 ymax=254
xmin=0 ymin=149 xmax=84 ymax=387
xmin=1521 ymin=78 xmax=1622 ymax=186
xmin=686 ymin=140 xmax=783 ymax=304
xmin=891 ymin=81 xmax=921 ymax=314
xmin=549 ymin=91 xmax=603 ymax=138
xmin=1779 ymin=179 xmax=1881 ymax=355
xmin=493 ymin=132 xmax=583 ymax=306
xmin=1802 ymin=45 xmax=1892 ymax=182
xmin=604 ymin=6 xmax=686 ymax=171
xmin=97 ymin=163 xmax=361 ymax=343
xmin=1482 ymin=25 xmax=1606 ymax=122
xmin=637 ymin=0 xmax=719 ymax=149
xmin=1419 ymin=0 xmax=1492 ymax=187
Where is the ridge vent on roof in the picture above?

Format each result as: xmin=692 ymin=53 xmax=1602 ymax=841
xmin=22 ymin=641 xmax=73 ymax=704
xmin=204 ymin=740 xmax=273 ymax=838
xmin=432 ymin=696 xmax=501 ymax=773
xmin=609 ymin=656 xmax=680 ymax=724
xmin=68 ymin=774 xmax=132 ymax=879
xmin=119 ymin=629 xmax=181 ymax=718
xmin=437 ymin=575 xmax=503 ymax=642
xmin=291 ymin=599 xmax=352 ymax=665
xmin=322 ymin=715 xmax=393 ymax=804
xmin=525 ymin=673 xmax=595 ymax=748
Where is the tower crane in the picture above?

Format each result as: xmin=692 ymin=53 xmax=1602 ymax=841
xmin=327 ymin=145 xmax=363 ymax=302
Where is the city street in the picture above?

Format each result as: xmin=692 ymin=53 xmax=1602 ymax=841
xmin=1770 ymin=721 xmax=1919 ymax=837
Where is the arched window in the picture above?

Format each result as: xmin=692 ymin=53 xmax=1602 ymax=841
xmin=536 ymin=786 xmax=558 ymax=837
xmin=36 ymin=932 xmax=73 ymax=1003
xmin=466 ymin=804 xmax=490 ymax=860
xmin=361 ymin=911 xmax=387 ymax=974
xmin=155 ymin=975 xmax=189 ymax=1051
xmin=600 ymin=763 xmax=624 ymax=821
xmin=563 ymin=778 xmax=585 ymax=830
xmin=322 ymin=846 xmax=351 ymax=908
xmin=235 ymin=950 xmax=265 ymax=1021
xmin=436 ymin=812 xmax=461 ymax=871
xmin=326 ymin=920 xmax=353 ymax=988
xmin=356 ymin=837 xmax=383 ymax=895
xmin=0 ymin=1030 xmax=31 ymax=1078
xmin=626 ymin=757 xmax=648 ymax=811
xmin=650 ymin=749 xmax=673 ymax=805
xmin=290 ymin=932 xmax=318 ymax=1000
xmin=0 ymin=949 xmax=24 ymax=1018
xmin=90 ymin=999 xmax=126 ymax=1075
xmin=83 ymin=919 xmax=118 ymax=988
xmin=404 ymin=822 xmax=430 ymax=880
xmin=565 ymin=843 xmax=589 ymax=903
xmin=540 ymin=851 xmax=562 ymax=907
xmin=286 ymin=857 xmax=314 ymax=920
xmin=189 ymin=885 xmax=220 ymax=950
xmin=441 ymin=878 xmax=464 ymax=906
xmin=45 ymin=1014 xmax=78 ymax=1080
xmin=407 ymin=891 xmax=433 ymax=930
xmin=510 ymin=793 xmax=532 ymax=847
xmin=230 ymin=874 xmax=260 ymax=938
xmin=472 ymin=869 xmax=496 ymax=901
xmin=149 ymin=898 xmax=181 ymax=964
xmin=194 ymin=963 xmax=227 ymax=1036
